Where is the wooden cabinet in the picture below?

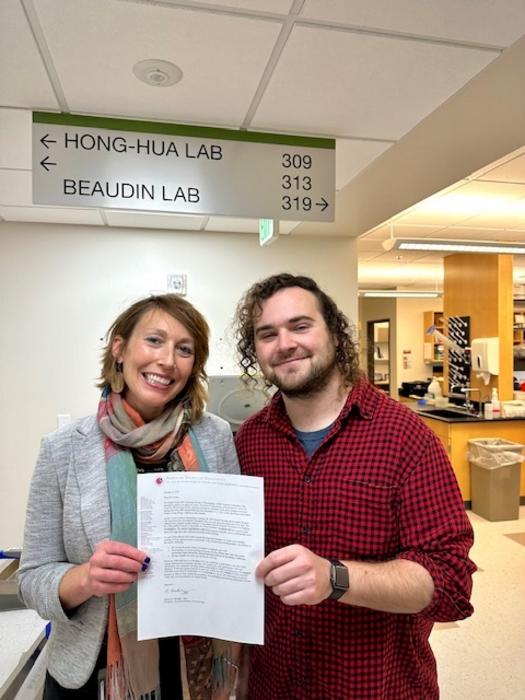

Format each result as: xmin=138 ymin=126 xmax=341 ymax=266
xmin=513 ymin=310 xmax=525 ymax=346
xmin=419 ymin=415 xmax=525 ymax=502
xmin=423 ymin=310 xmax=444 ymax=376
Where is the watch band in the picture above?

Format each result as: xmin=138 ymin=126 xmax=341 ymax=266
xmin=328 ymin=558 xmax=349 ymax=600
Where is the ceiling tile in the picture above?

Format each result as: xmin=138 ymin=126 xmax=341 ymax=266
xmin=478 ymin=153 xmax=525 ymax=185
xmin=0 ymin=109 xmax=32 ymax=170
xmin=395 ymin=181 xmax=525 ymax=227
xmin=105 ymin=210 xmax=205 ymax=230
xmin=301 ymin=0 xmax=525 ymax=47
xmin=457 ymin=209 xmax=525 ymax=229
xmin=0 ymin=206 xmax=104 ymax=225
xmin=394 ymin=208 xmax=470 ymax=227
xmin=362 ymin=223 xmax=448 ymax=241
xmin=445 ymin=226 xmax=525 ymax=241
xmin=336 ymin=139 xmax=392 ymax=190
xmin=445 ymin=180 xmax=525 ymax=199
xmin=0 ymin=1 xmax=60 ymax=110
xmin=35 ymin=0 xmax=281 ymax=126
xmin=252 ymin=25 xmax=497 ymax=139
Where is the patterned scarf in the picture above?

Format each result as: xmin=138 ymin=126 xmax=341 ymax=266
xmin=97 ymin=387 xmax=207 ymax=699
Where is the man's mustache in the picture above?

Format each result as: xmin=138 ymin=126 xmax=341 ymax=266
xmin=270 ymin=351 xmax=311 ymax=367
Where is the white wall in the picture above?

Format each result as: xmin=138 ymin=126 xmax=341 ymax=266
xmin=0 ymin=222 xmax=358 ymax=543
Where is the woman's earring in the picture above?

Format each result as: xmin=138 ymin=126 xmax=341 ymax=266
xmin=112 ymin=361 xmax=125 ymax=393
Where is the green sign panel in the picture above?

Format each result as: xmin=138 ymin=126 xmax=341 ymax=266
xmin=33 ymin=112 xmax=335 ymax=222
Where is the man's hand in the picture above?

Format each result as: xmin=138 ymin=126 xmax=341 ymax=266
xmin=256 ymin=544 xmax=331 ymax=606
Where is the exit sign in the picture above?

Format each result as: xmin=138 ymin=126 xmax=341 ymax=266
xmin=259 ymin=219 xmax=279 ymax=246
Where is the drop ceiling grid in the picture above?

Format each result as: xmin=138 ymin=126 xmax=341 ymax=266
xmin=251 ymin=24 xmax=498 ymax=139
xmin=34 ymin=0 xmax=283 ymax=125
xmin=0 ymin=1 xmax=59 ymax=110
xmin=178 ymin=0 xmax=295 ymax=12
xmin=300 ymin=0 xmax=525 ymax=47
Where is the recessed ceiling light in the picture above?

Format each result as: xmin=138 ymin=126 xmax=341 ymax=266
xmin=359 ymin=290 xmax=442 ymax=298
xmin=382 ymin=237 xmax=525 ymax=254
xmin=133 ymin=59 xmax=183 ymax=87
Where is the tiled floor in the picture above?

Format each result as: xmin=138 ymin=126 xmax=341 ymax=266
xmin=430 ymin=506 xmax=525 ymax=699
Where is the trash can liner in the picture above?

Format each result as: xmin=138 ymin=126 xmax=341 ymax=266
xmin=468 ymin=437 xmax=524 ymax=463
xmin=468 ymin=451 xmax=525 ymax=470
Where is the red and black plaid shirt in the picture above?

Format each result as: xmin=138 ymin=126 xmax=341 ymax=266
xmin=235 ymin=380 xmax=475 ymax=700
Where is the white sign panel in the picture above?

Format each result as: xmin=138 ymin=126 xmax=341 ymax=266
xmin=32 ymin=113 xmax=335 ymax=221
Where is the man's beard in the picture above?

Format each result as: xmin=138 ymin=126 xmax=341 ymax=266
xmin=267 ymin=349 xmax=338 ymax=398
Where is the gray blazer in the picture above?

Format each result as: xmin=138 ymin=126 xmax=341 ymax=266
xmin=17 ymin=413 xmax=240 ymax=689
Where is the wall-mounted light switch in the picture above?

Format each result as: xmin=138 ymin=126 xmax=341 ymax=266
xmin=167 ymin=273 xmax=187 ymax=296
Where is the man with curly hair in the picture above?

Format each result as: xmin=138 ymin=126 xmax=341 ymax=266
xmin=233 ymin=273 xmax=475 ymax=700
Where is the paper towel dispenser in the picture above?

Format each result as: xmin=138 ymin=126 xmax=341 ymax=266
xmin=470 ymin=337 xmax=499 ymax=378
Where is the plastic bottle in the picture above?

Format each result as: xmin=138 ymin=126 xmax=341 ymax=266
xmin=427 ymin=377 xmax=442 ymax=399
xmin=491 ymin=388 xmax=501 ymax=418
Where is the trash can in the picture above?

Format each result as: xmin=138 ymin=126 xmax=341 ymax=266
xmin=468 ymin=438 xmax=523 ymax=521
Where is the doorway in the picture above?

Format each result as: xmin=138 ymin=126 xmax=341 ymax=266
xmin=366 ymin=319 xmax=390 ymax=393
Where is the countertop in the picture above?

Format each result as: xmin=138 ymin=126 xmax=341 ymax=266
xmin=406 ymin=402 xmax=525 ymax=423
xmin=0 ymin=559 xmax=48 ymax=697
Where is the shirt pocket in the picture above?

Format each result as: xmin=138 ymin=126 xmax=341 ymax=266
xmin=328 ymin=478 xmax=399 ymax=560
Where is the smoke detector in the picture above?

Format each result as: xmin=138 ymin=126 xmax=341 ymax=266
xmin=133 ymin=59 xmax=183 ymax=87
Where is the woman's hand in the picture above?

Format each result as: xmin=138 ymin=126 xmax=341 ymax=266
xmin=84 ymin=539 xmax=149 ymax=597
xmin=59 ymin=539 xmax=150 ymax=609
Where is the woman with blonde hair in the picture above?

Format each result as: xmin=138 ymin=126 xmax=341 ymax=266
xmin=18 ymin=294 xmax=239 ymax=699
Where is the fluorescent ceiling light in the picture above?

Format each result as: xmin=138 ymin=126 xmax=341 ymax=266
xmin=359 ymin=290 xmax=441 ymax=298
xmin=382 ymin=238 xmax=525 ymax=254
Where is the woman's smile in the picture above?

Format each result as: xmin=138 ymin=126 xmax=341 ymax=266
xmin=142 ymin=372 xmax=175 ymax=387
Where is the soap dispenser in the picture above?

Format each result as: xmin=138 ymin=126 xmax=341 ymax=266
xmin=491 ymin=387 xmax=501 ymax=417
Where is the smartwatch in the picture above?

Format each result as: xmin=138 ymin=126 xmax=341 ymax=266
xmin=328 ymin=558 xmax=349 ymax=600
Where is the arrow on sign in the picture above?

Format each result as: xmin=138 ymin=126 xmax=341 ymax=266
xmin=40 ymin=133 xmax=57 ymax=149
xmin=316 ymin=197 xmax=328 ymax=212
xmin=40 ymin=156 xmax=57 ymax=172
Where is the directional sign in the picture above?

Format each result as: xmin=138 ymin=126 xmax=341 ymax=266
xmin=32 ymin=112 xmax=335 ymax=222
